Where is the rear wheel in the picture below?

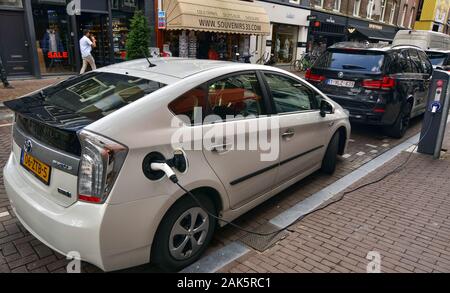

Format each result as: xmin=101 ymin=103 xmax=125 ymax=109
xmin=321 ymin=132 xmax=340 ymax=174
xmin=152 ymin=194 xmax=216 ymax=272
xmin=385 ymin=102 xmax=412 ymax=139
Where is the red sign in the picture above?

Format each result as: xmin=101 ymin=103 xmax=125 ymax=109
xmin=48 ymin=52 xmax=68 ymax=59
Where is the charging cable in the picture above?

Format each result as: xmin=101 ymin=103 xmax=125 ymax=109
xmin=151 ymin=115 xmax=436 ymax=237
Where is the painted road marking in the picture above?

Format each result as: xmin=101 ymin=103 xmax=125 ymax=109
xmin=342 ymin=154 xmax=351 ymax=159
xmin=366 ymin=144 xmax=377 ymax=148
xmin=370 ymin=150 xmax=379 ymax=154
xmin=348 ymin=139 xmax=355 ymax=142
xmin=0 ymin=123 xmax=12 ymax=128
xmin=0 ymin=211 xmax=10 ymax=218
xmin=356 ymin=152 xmax=366 ymax=156
xmin=382 ymin=143 xmax=390 ymax=148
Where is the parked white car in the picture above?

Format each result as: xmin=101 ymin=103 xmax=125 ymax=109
xmin=3 ymin=58 xmax=350 ymax=271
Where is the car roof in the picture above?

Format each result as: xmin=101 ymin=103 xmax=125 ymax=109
xmin=426 ymin=49 xmax=450 ymax=54
xmin=101 ymin=58 xmax=244 ymax=79
xmin=329 ymin=42 xmax=425 ymax=53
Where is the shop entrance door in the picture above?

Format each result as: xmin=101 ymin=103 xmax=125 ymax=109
xmin=0 ymin=11 xmax=31 ymax=76
xmin=77 ymin=13 xmax=112 ymax=68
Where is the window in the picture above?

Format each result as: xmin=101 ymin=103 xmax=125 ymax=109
xmin=264 ymin=73 xmax=320 ymax=114
xmin=354 ymin=0 xmax=361 ymax=16
xmin=315 ymin=51 xmax=385 ymax=73
xmin=169 ymin=87 xmax=206 ymax=124
xmin=333 ymin=0 xmax=341 ymax=11
xmin=0 ymin=0 xmax=22 ymax=8
xmin=207 ymin=73 xmax=265 ymax=120
xmin=418 ymin=51 xmax=433 ymax=75
xmin=394 ymin=50 xmax=413 ymax=73
xmin=408 ymin=7 xmax=415 ymax=28
xmin=313 ymin=0 xmax=324 ymax=8
xmin=367 ymin=0 xmax=375 ymax=19
xmin=389 ymin=1 xmax=397 ymax=24
xmin=401 ymin=4 xmax=408 ymax=27
xmin=408 ymin=49 xmax=424 ymax=73
xmin=426 ymin=52 xmax=447 ymax=66
xmin=380 ymin=0 xmax=387 ymax=22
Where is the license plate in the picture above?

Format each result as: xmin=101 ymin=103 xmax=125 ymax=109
xmin=327 ymin=79 xmax=355 ymax=88
xmin=20 ymin=150 xmax=51 ymax=185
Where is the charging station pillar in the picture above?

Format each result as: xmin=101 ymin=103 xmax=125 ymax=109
xmin=418 ymin=70 xmax=450 ymax=159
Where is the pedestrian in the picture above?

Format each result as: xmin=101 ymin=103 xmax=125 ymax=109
xmin=79 ymin=29 xmax=97 ymax=74
xmin=0 ymin=54 xmax=13 ymax=89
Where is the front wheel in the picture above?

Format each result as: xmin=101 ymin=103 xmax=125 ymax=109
xmin=152 ymin=194 xmax=216 ymax=272
xmin=321 ymin=132 xmax=340 ymax=174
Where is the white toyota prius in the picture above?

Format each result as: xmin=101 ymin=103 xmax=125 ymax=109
xmin=3 ymin=58 xmax=350 ymax=271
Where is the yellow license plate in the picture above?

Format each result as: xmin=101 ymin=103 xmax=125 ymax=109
xmin=20 ymin=150 xmax=51 ymax=185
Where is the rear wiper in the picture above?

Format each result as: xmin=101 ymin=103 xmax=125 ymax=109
xmin=342 ymin=64 xmax=366 ymax=70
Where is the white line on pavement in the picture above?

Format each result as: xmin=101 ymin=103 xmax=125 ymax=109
xmin=342 ymin=154 xmax=351 ymax=159
xmin=366 ymin=144 xmax=378 ymax=148
xmin=0 ymin=211 xmax=10 ymax=218
xmin=0 ymin=123 xmax=12 ymax=128
xmin=356 ymin=152 xmax=366 ymax=156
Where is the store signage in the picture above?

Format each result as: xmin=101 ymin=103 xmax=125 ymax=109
xmin=158 ymin=10 xmax=166 ymax=29
xmin=48 ymin=52 xmax=68 ymax=59
xmin=326 ymin=17 xmax=335 ymax=23
xmin=348 ymin=27 xmax=356 ymax=34
xmin=307 ymin=15 xmax=317 ymax=21
xmin=369 ymin=23 xmax=383 ymax=30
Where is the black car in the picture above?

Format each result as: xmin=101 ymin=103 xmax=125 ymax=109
xmin=305 ymin=42 xmax=432 ymax=138
xmin=426 ymin=49 xmax=450 ymax=70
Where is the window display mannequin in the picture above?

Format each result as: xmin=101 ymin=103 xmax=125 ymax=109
xmin=41 ymin=25 xmax=64 ymax=69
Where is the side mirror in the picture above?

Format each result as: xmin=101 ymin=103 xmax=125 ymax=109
xmin=320 ymin=100 xmax=334 ymax=117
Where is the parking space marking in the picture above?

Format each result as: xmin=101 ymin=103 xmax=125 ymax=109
xmin=179 ymin=242 xmax=250 ymax=273
xmin=370 ymin=150 xmax=378 ymax=154
xmin=270 ymin=133 xmax=420 ymax=228
xmin=366 ymin=144 xmax=378 ymax=148
xmin=342 ymin=154 xmax=351 ymax=159
xmin=0 ymin=211 xmax=10 ymax=218
xmin=356 ymin=152 xmax=366 ymax=156
xmin=382 ymin=143 xmax=390 ymax=148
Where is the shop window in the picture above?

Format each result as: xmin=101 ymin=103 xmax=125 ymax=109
xmin=264 ymin=73 xmax=320 ymax=114
xmin=389 ymin=1 xmax=397 ymax=24
xmin=401 ymin=4 xmax=408 ymax=27
xmin=272 ymin=24 xmax=298 ymax=64
xmin=380 ymin=0 xmax=387 ymax=22
xmin=32 ymin=1 xmax=75 ymax=74
xmin=367 ymin=0 xmax=375 ymax=19
xmin=333 ymin=0 xmax=341 ymax=11
xmin=408 ymin=7 xmax=415 ymax=28
xmin=207 ymin=73 xmax=264 ymax=120
xmin=169 ymin=87 xmax=207 ymax=125
xmin=0 ymin=0 xmax=23 ymax=8
xmin=312 ymin=0 xmax=324 ymax=8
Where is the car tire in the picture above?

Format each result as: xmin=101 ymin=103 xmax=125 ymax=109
xmin=152 ymin=193 xmax=216 ymax=272
xmin=321 ymin=132 xmax=339 ymax=174
xmin=385 ymin=102 xmax=412 ymax=139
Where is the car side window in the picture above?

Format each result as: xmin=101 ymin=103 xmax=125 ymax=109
xmin=398 ymin=50 xmax=414 ymax=73
xmin=207 ymin=72 xmax=265 ymax=120
xmin=417 ymin=50 xmax=433 ymax=75
xmin=409 ymin=49 xmax=424 ymax=74
xmin=169 ymin=86 xmax=207 ymax=125
xmin=264 ymin=73 xmax=320 ymax=114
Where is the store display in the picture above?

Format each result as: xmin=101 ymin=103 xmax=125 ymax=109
xmin=112 ymin=17 xmax=129 ymax=61
xmin=188 ymin=31 xmax=197 ymax=59
xmin=179 ymin=30 xmax=188 ymax=58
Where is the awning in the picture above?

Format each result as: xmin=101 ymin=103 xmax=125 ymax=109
xmin=349 ymin=27 xmax=396 ymax=42
xmin=163 ymin=0 xmax=270 ymax=35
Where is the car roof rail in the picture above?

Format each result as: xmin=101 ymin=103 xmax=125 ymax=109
xmin=390 ymin=44 xmax=424 ymax=50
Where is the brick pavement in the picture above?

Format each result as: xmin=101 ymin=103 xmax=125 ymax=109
xmin=218 ymin=127 xmax=450 ymax=273
xmin=0 ymin=77 xmax=65 ymax=104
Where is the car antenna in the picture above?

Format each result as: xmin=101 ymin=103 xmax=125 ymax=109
xmin=141 ymin=47 xmax=156 ymax=68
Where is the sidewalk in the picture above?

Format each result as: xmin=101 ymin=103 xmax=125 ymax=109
xmin=0 ymin=77 xmax=66 ymax=106
xmin=219 ymin=124 xmax=450 ymax=273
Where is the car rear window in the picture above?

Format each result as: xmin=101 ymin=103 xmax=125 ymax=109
xmin=427 ymin=52 xmax=447 ymax=66
xmin=315 ymin=50 xmax=385 ymax=73
xmin=43 ymin=72 xmax=166 ymax=119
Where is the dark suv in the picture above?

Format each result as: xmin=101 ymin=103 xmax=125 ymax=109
xmin=305 ymin=42 xmax=433 ymax=138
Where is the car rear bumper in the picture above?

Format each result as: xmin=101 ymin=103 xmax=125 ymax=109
xmin=3 ymin=151 xmax=160 ymax=272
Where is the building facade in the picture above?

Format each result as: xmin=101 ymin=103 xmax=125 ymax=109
xmin=414 ymin=0 xmax=450 ymax=33
xmin=0 ymin=0 xmax=155 ymax=78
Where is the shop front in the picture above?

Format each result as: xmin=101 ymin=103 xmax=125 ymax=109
xmin=346 ymin=18 xmax=398 ymax=43
xmin=256 ymin=0 xmax=310 ymax=65
xmin=0 ymin=0 xmax=154 ymax=78
xmin=160 ymin=0 xmax=270 ymax=61
xmin=306 ymin=11 xmax=347 ymax=55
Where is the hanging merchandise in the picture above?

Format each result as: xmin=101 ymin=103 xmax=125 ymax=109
xmin=179 ymin=30 xmax=188 ymax=58
xmin=188 ymin=31 xmax=197 ymax=58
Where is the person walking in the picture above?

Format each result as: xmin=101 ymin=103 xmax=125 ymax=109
xmin=0 ymin=54 xmax=13 ymax=89
xmin=79 ymin=29 xmax=97 ymax=74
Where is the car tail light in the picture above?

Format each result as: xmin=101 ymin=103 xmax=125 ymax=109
xmin=305 ymin=69 xmax=325 ymax=82
xmin=362 ymin=76 xmax=395 ymax=90
xmin=77 ymin=130 xmax=128 ymax=204
xmin=373 ymin=107 xmax=386 ymax=113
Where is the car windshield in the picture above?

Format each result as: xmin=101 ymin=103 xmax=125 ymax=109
xmin=315 ymin=50 xmax=385 ymax=73
xmin=43 ymin=72 xmax=166 ymax=119
xmin=427 ymin=52 xmax=447 ymax=66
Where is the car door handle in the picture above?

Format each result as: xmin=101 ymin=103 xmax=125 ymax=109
xmin=211 ymin=143 xmax=232 ymax=153
xmin=281 ymin=129 xmax=295 ymax=138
